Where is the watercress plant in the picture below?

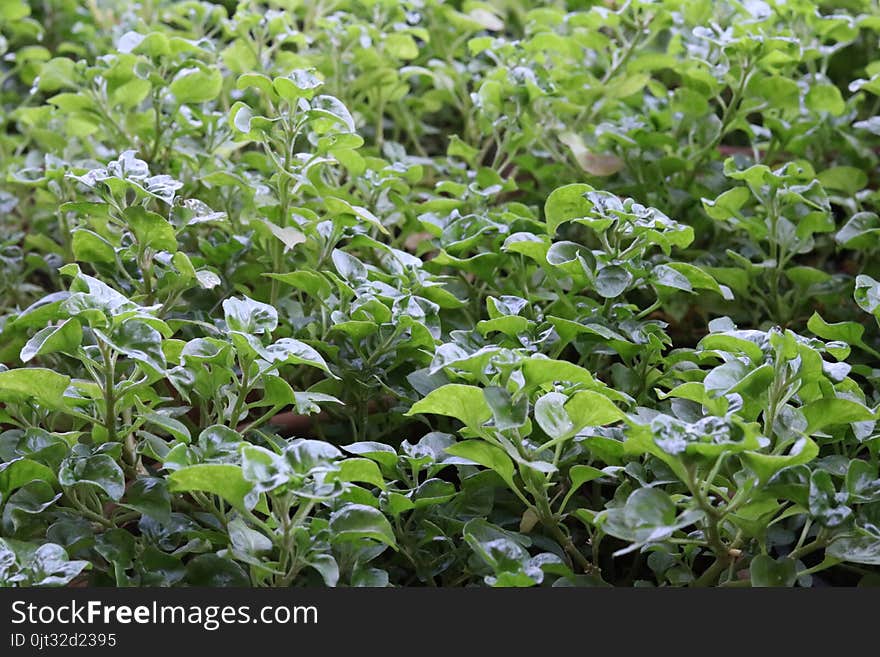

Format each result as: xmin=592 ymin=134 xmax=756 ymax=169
xmin=2 ymin=0 xmax=880 ymax=588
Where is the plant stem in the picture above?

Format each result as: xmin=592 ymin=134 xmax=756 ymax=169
xmin=99 ymin=342 xmax=117 ymax=444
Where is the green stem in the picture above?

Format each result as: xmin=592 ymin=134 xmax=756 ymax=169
xmin=681 ymin=57 xmax=753 ymax=190
xmin=229 ymin=358 xmax=253 ymax=428
xmin=99 ymin=342 xmax=117 ymax=444
xmin=788 ymin=536 xmax=827 ymax=561
xmin=65 ymin=490 xmax=114 ymax=528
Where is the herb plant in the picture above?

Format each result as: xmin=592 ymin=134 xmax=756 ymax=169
xmin=2 ymin=0 xmax=880 ymax=588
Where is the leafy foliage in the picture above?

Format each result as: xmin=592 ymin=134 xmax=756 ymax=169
xmin=1 ymin=0 xmax=880 ymax=587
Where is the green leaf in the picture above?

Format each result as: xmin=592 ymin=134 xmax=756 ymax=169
xmin=305 ymin=553 xmax=339 ymax=586
xmin=137 ymin=548 xmax=184 ymax=586
xmin=264 ymin=271 xmax=332 ymax=299
xmin=230 ymin=102 xmax=254 ymax=133
xmin=749 ymin=75 xmax=800 ymax=115
xmin=535 ymin=390 xmax=624 ymax=441
xmin=599 ymin=487 xmax=703 ymax=556
xmin=846 ymin=460 xmax=880 ymax=502
xmin=521 ymin=357 xmax=597 ymax=389
xmin=808 ymin=312 xmax=880 ymax=357
xmin=665 ymin=262 xmax=730 ymax=298
xmin=805 ymin=83 xmax=845 ymax=116
xmin=186 ymin=554 xmax=250 ymax=586
xmin=802 ymin=398 xmax=875 ymax=434
xmin=855 ymin=275 xmax=880 ymax=324
xmin=0 ymin=368 xmax=70 ymax=409
xmin=325 ymin=197 xmax=387 ymax=234
xmin=560 ymin=464 xmax=606 ymax=510
xmin=534 ymin=392 xmax=574 ymax=439
xmin=406 ymin=384 xmax=492 ymax=430
xmin=22 ymin=543 xmax=90 ymax=587
xmin=71 ymin=229 xmax=116 ymax=264
xmin=3 ymin=481 xmax=61 ymax=531
xmin=411 ymin=479 xmax=457 ymax=508
xmin=819 ymin=166 xmax=867 ymax=195
xmin=0 ymin=458 xmax=57 ymax=496
xmin=258 ymin=338 xmax=332 ymax=374
xmin=546 ymin=241 xmax=595 ymax=278
xmin=350 ymin=566 xmax=389 ymax=587
xmin=384 ymin=492 xmax=415 ymax=516
xmin=750 ymin=555 xmax=797 ymax=587
xmin=143 ymin=412 xmax=191 ymax=443
xmin=118 ymin=31 xmax=169 ymax=57
xmin=273 ymin=69 xmax=323 ymax=102
xmin=37 ymin=57 xmax=77 ymax=92
xmin=342 ymin=442 xmax=398 ymax=470
xmin=565 ymin=390 xmax=626 ymax=428
xmin=285 ymin=439 xmax=340 ymax=477
xmin=236 ymin=72 xmax=275 ymax=97
xmin=477 ymin=315 xmax=530 ymax=337
xmin=0 ymin=0 xmax=30 ymax=22
xmin=94 ymin=321 xmax=165 ymax=373
xmin=170 ymin=64 xmax=223 ymax=104
xmin=742 ymin=437 xmax=819 ymax=483
xmin=809 ymin=470 xmax=852 ymax=527
xmin=257 ymin=374 xmax=295 ymax=407
xmin=59 ymin=453 xmax=125 ymax=501
xmin=385 ymin=33 xmax=419 ymax=59
xmin=334 ymin=458 xmax=386 ymax=490
xmin=595 ymin=265 xmax=632 ymax=298
xmin=698 ymin=333 xmax=764 ymax=363
xmin=544 ymin=183 xmax=594 ymax=235
xmin=447 ymin=134 xmax=479 ymax=165
xmin=703 ymin=186 xmax=750 ymax=221
xmin=462 ymin=518 xmax=541 ymax=587
xmin=228 ymin=517 xmax=272 ymax=556
xmin=239 ymin=445 xmax=288 ymax=494
xmin=62 ymin=267 xmax=134 ymax=320
xmin=483 ymin=386 xmax=528 ymax=431
xmin=653 ymin=264 xmax=693 ymax=292
xmin=827 ymin=534 xmax=880 ymax=565
xmin=167 ymin=464 xmax=255 ymax=513
xmin=223 ymin=296 xmax=278 ymax=335
xmin=260 ymin=219 xmax=306 ymax=252
xmin=671 ymin=86 xmax=710 ymax=117
xmin=121 ymin=477 xmax=171 ymax=522
xmin=329 ymin=503 xmax=397 ymax=549
xmin=444 ymin=440 xmax=517 ymax=492
xmin=309 ymin=95 xmax=356 ymax=133
xmin=124 ymin=206 xmax=177 ymax=252
xmin=837 ymin=211 xmax=880 ymax=250
xmin=20 ymin=319 xmax=82 ymax=362
xmin=606 ymin=73 xmax=649 ymax=99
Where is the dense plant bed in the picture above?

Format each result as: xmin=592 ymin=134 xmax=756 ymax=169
xmin=1 ymin=0 xmax=880 ymax=588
